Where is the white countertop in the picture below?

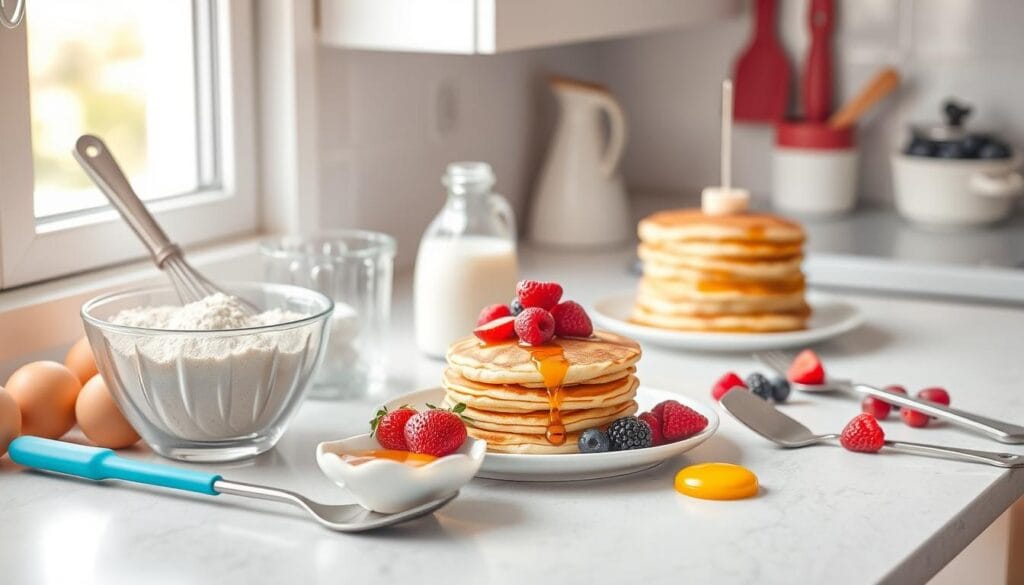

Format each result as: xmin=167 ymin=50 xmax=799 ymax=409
xmin=2 ymin=246 xmax=1023 ymax=585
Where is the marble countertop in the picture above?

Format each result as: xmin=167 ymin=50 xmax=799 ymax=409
xmin=2 ymin=246 xmax=1023 ymax=585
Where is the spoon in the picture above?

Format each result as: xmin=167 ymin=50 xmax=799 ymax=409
xmin=8 ymin=436 xmax=456 ymax=532
xmin=720 ymin=389 xmax=1024 ymax=468
xmin=755 ymin=351 xmax=1024 ymax=444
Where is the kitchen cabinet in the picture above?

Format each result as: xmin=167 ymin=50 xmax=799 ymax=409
xmin=319 ymin=0 xmax=740 ymax=54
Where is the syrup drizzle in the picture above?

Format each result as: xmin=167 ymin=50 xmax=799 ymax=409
xmin=523 ymin=344 xmax=569 ymax=445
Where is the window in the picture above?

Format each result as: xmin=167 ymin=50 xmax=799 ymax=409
xmin=0 ymin=0 xmax=256 ymax=288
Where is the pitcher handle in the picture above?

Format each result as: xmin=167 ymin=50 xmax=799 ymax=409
xmin=490 ymin=193 xmax=517 ymax=242
xmin=595 ymin=92 xmax=628 ymax=179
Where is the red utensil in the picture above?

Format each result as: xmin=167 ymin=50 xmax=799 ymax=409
xmin=733 ymin=0 xmax=791 ymax=123
xmin=803 ymin=0 xmax=834 ymax=122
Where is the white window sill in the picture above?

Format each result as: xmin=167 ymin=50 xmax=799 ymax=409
xmin=0 ymin=235 xmax=264 ymax=375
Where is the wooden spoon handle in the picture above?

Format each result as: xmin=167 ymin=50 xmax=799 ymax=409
xmin=828 ymin=67 xmax=900 ymax=129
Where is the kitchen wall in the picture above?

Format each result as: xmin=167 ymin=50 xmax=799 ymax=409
xmin=315 ymin=0 xmax=1024 ymax=266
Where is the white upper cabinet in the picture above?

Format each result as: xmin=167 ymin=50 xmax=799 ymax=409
xmin=319 ymin=0 xmax=740 ymax=54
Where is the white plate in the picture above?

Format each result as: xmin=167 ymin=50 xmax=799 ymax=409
xmin=591 ymin=291 xmax=864 ymax=352
xmin=385 ymin=386 xmax=718 ymax=482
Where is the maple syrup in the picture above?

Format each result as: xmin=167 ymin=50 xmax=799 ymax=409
xmin=342 ymin=449 xmax=438 ymax=467
xmin=522 ymin=344 xmax=569 ymax=445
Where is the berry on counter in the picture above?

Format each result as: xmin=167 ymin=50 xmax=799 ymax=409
xmin=861 ymin=396 xmax=892 ymax=420
xmin=370 ymin=405 xmax=418 ymax=451
xmin=746 ymin=373 xmax=773 ymax=401
xmin=770 ymin=376 xmax=791 ymax=402
xmin=607 ymin=416 xmax=653 ymax=451
xmin=917 ymin=387 xmax=950 ymax=407
xmin=404 ymin=406 xmax=468 ymax=457
xmin=839 ymin=413 xmax=886 ymax=453
xmin=638 ymin=412 xmax=664 ymax=446
xmin=661 ymin=401 xmax=708 ymax=442
xmin=978 ymin=141 xmax=1011 ymax=159
xmin=551 ymin=300 xmax=594 ymax=338
xmin=788 ymin=349 xmax=825 ymax=385
xmin=473 ymin=316 xmax=517 ymax=344
xmin=516 ymin=280 xmax=563 ymax=310
xmin=884 ymin=385 xmax=908 ymax=413
xmin=476 ymin=303 xmax=512 ymax=326
xmin=510 ymin=297 xmax=524 ymax=316
xmin=901 ymin=407 xmax=930 ymax=428
xmin=578 ymin=428 xmax=610 ymax=453
xmin=711 ymin=372 xmax=747 ymax=401
xmin=514 ymin=308 xmax=555 ymax=345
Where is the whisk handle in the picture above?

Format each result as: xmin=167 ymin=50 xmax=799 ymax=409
xmin=73 ymin=135 xmax=180 ymax=266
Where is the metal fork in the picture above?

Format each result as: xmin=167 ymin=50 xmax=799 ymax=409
xmin=755 ymin=350 xmax=1024 ymax=444
xmin=73 ymin=135 xmax=256 ymax=312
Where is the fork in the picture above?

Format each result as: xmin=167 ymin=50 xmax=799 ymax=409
xmin=755 ymin=350 xmax=1024 ymax=444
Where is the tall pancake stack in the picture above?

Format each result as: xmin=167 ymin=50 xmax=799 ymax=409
xmin=443 ymin=331 xmax=642 ymax=454
xmin=633 ymin=209 xmax=810 ymax=332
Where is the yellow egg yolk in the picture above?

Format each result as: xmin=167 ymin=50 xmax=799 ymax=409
xmin=674 ymin=463 xmax=759 ymax=500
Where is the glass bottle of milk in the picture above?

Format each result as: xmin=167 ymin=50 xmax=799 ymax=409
xmin=414 ymin=162 xmax=518 ymax=358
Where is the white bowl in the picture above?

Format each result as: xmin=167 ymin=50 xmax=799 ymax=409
xmin=316 ymin=434 xmax=486 ymax=513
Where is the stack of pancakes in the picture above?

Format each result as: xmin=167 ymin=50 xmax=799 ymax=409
xmin=443 ymin=331 xmax=642 ymax=454
xmin=633 ymin=209 xmax=810 ymax=332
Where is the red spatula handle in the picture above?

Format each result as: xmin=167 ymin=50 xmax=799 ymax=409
xmin=803 ymin=0 xmax=834 ymax=122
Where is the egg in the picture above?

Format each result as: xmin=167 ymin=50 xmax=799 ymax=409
xmin=64 ymin=336 xmax=99 ymax=385
xmin=75 ymin=375 xmax=139 ymax=449
xmin=0 ymin=387 xmax=21 ymax=457
xmin=5 ymin=361 xmax=81 ymax=439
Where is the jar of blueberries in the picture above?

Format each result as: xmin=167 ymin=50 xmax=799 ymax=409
xmin=892 ymin=99 xmax=1023 ymax=228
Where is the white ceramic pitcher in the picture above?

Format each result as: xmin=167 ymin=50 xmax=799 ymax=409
xmin=530 ymin=77 xmax=630 ymax=248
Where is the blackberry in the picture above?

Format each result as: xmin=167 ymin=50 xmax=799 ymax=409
xmin=578 ymin=428 xmax=610 ymax=453
xmin=607 ymin=416 xmax=652 ymax=451
xmin=510 ymin=298 xmax=524 ymax=316
xmin=770 ymin=376 xmax=791 ymax=402
xmin=746 ymin=373 xmax=773 ymax=401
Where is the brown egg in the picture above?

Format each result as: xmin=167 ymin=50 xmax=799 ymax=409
xmin=5 ymin=361 xmax=81 ymax=439
xmin=64 ymin=336 xmax=99 ymax=385
xmin=0 ymin=387 xmax=20 ymax=457
xmin=76 ymin=375 xmax=139 ymax=449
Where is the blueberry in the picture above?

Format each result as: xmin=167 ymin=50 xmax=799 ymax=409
xmin=510 ymin=298 xmax=524 ymax=316
xmin=578 ymin=428 xmax=610 ymax=453
xmin=606 ymin=416 xmax=652 ymax=451
xmin=906 ymin=138 xmax=936 ymax=157
xmin=935 ymin=141 xmax=968 ymax=159
xmin=978 ymin=141 xmax=1012 ymax=159
xmin=770 ymin=376 xmax=791 ymax=403
xmin=746 ymin=373 xmax=773 ymax=401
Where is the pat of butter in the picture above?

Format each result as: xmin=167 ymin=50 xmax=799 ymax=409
xmin=701 ymin=187 xmax=750 ymax=216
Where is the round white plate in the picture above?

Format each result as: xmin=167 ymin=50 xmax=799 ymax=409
xmin=590 ymin=291 xmax=864 ymax=352
xmin=385 ymin=386 xmax=718 ymax=482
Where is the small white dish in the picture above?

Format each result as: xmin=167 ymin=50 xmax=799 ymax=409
xmin=386 ymin=386 xmax=719 ymax=482
xmin=590 ymin=292 xmax=864 ymax=353
xmin=316 ymin=434 xmax=486 ymax=513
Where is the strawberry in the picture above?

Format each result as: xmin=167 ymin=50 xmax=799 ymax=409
xmin=404 ymin=404 xmax=468 ymax=457
xmin=474 ymin=316 xmax=517 ymax=344
xmin=515 ymin=308 xmax=555 ymax=345
xmin=788 ymin=349 xmax=825 ymax=385
xmin=638 ymin=411 xmax=664 ymax=446
xmin=551 ymin=300 xmax=593 ymax=338
xmin=901 ymin=408 xmax=930 ymax=428
xmin=711 ymin=371 xmax=747 ymax=401
xmin=516 ymin=280 xmax=563 ymax=310
xmin=861 ymin=396 xmax=891 ymax=420
xmin=476 ymin=303 xmax=512 ymax=326
xmin=839 ymin=413 xmax=885 ymax=453
xmin=661 ymin=401 xmax=708 ymax=442
xmin=370 ymin=405 xmax=417 ymax=450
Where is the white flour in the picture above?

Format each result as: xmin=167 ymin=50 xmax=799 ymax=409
xmin=105 ymin=294 xmax=322 ymax=442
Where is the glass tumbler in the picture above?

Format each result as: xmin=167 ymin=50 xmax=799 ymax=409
xmin=260 ymin=231 xmax=396 ymax=399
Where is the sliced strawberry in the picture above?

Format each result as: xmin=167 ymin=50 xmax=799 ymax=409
xmin=476 ymin=303 xmax=512 ymax=326
xmin=711 ymin=371 xmax=747 ymax=401
xmin=788 ymin=349 xmax=826 ymax=385
xmin=473 ymin=316 xmax=517 ymax=344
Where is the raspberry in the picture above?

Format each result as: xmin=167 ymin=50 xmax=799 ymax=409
xmin=370 ymin=406 xmax=417 ymax=451
xmin=638 ymin=412 xmax=664 ymax=446
xmin=788 ymin=349 xmax=825 ymax=385
xmin=476 ymin=303 xmax=511 ymax=326
xmin=661 ymin=401 xmax=708 ymax=442
xmin=473 ymin=316 xmax=517 ymax=344
xmin=514 ymin=308 xmax=555 ymax=345
xmin=550 ymin=300 xmax=593 ymax=338
xmin=711 ymin=372 xmax=747 ymax=401
xmin=404 ymin=407 xmax=467 ymax=457
xmin=839 ymin=413 xmax=885 ymax=453
xmin=901 ymin=408 xmax=930 ymax=428
xmin=861 ymin=396 xmax=891 ymax=420
xmin=516 ymin=280 xmax=563 ymax=310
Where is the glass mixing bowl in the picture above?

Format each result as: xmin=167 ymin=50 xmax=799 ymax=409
xmin=81 ymin=282 xmax=333 ymax=462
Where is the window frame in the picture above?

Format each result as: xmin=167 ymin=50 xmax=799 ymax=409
xmin=0 ymin=0 xmax=258 ymax=289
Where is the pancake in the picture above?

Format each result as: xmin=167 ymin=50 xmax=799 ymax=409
xmin=639 ymin=209 xmax=805 ymax=244
xmin=639 ymin=246 xmax=804 ymax=281
xmin=639 ymin=274 xmax=805 ymax=299
xmin=647 ymin=239 xmax=803 ymax=259
xmin=632 ymin=303 xmax=809 ymax=332
xmin=443 ymin=369 xmax=638 ymax=412
xmin=446 ymin=398 xmax=637 ymax=435
xmin=467 ymin=427 xmax=583 ymax=454
xmin=446 ymin=331 xmax=641 ymax=386
xmin=635 ymin=291 xmax=808 ymax=317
